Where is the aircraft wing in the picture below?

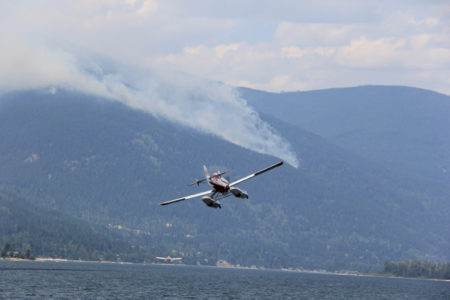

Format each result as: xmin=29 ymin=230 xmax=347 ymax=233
xmin=229 ymin=161 xmax=283 ymax=187
xmin=159 ymin=189 xmax=214 ymax=206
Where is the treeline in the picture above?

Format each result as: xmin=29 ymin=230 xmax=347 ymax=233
xmin=0 ymin=190 xmax=154 ymax=263
xmin=383 ymin=260 xmax=450 ymax=280
xmin=1 ymin=243 xmax=34 ymax=260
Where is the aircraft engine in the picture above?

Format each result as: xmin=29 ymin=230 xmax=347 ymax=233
xmin=230 ymin=186 xmax=248 ymax=199
xmin=202 ymin=196 xmax=221 ymax=208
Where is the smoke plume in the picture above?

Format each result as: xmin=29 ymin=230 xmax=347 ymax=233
xmin=0 ymin=39 xmax=299 ymax=167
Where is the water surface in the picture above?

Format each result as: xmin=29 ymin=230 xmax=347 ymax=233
xmin=1 ymin=261 xmax=449 ymax=299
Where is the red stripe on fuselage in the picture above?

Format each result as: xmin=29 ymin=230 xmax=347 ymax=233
xmin=209 ymin=177 xmax=229 ymax=193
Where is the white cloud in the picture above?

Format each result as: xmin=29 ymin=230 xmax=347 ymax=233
xmin=335 ymin=37 xmax=405 ymax=68
xmin=150 ymin=5 xmax=449 ymax=94
xmin=281 ymin=46 xmax=335 ymax=59
xmin=1 ymin=0 xmax=449 ymax=97
xmin=408 ymin=17 xmax=439 ymax=27
xmin=275 ymin=22 xmax=356 ymax=47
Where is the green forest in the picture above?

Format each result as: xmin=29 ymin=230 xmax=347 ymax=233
xmin=382 ymin=260 xmax=450 ymax=280
xmin=0 ymin=189 xmax=154 ymax=262
xmin=1 ymin=243 xmax=34 ymax=260
xmin=0 ymin=88 xmax=449 ymax=272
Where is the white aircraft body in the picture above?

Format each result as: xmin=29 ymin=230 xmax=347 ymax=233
xmin=154 ymin=256 xmax=183 ymax=262
xmin=159 ymin=161 xmax=283 ymax=208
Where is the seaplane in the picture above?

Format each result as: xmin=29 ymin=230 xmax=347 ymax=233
xmin=159 ymin=161 xmax=283 ymax=208
xmin=154 ymin=256 xmax=183 ymax=262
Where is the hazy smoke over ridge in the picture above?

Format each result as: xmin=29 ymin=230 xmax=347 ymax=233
xmin=0 ymin=39 xmax=299 ymax=168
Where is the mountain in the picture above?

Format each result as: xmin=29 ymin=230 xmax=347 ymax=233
xmin=0 ymin=189 xmax=153 ymax=261
xmin=240 ymin=86 xmax=450 ymax=183
xmin=0 ymin=88 xmax=448 ymax=272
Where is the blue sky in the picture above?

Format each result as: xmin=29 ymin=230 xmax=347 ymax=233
xmin=1 ymin=0 xmax=448 ymax=94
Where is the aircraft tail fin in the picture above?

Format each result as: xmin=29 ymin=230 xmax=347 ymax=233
xmin=203 ymin=165 xmax=210 ymax=180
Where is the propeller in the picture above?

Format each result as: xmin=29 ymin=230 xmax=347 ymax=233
xmin=188 ymin=168 xmax=229 ymax=186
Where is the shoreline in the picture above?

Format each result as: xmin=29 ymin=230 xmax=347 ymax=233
xmin=0 ymin=257 xmax=132 ymax=264
xmin=1 ymin=257 xmax=448 ymax=282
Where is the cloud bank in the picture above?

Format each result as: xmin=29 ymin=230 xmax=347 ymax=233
xmin=160 ymin=13 xmax=449 ymax=94
xmin=2 ymin=1 xmax=448 ymax=94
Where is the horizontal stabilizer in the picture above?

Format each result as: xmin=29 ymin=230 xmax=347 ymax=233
xmin=188 ymin=178 xmax=207 ymax=186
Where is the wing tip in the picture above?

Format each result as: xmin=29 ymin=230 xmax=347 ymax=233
xmin=159 ymin=197 xmax=187 ymax=206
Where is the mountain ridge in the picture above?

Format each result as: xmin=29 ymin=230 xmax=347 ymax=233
xmin=240 ymin=85 xmax=450 ymax=183
xmin=0 ymin=87 xmax=448 ymax=272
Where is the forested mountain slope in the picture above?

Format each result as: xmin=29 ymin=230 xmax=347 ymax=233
xmin=240 ymin=86 xmax=450 ymax=183
xmin=0 ymin=189 xmax=153 ymax=261
xmin=0 ymin=89 xmax=448 ymax=272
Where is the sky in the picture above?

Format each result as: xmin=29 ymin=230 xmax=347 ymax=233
xmin=1 ymin=0 xmax=448 ymax=94
xmin=0 ymin=0 xmax=449 ymax=167
xmin=0 ymin=0 xmax=450 ymax=94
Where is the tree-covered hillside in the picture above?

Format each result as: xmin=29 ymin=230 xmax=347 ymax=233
xmin=0 ymin=88 xmax=448 ymax=272
xmin=240 ymin=86 xmax=450 ymax=183
xmin=382 ymin=260 xmax=450 ymax=280
xmin=0 ymin=189 xmax=154 ymax=261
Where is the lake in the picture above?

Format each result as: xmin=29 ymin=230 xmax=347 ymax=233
xmin=0 ymin=261 xmax=449 ymax=299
